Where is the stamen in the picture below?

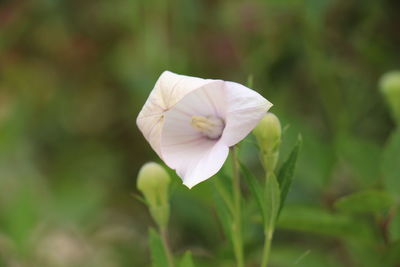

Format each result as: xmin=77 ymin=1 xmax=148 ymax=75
xmin=191 ymin=115 xmax=224 ymax=139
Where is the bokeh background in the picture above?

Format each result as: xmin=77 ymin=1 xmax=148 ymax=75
xmin=1 ymin=0 xmax=400 ymax=266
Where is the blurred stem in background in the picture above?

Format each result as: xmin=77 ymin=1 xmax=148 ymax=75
xmin=230 ymin=146 xmax=244 ymax=267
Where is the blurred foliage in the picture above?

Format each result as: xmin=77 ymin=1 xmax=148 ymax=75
xmin=0 ymin=0 xmax=400 ymax=266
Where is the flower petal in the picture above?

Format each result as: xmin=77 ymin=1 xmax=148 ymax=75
xmin=161 ymin=81 xmax=228 ymax=188
xmin=220 ymin=81 xmax=273 ymax=146
xmin=137 ymin=71 xmax=273 ymax=189
xmin=163 ymin=138 xmax=229 ymax=189
xmin=136 ymin=71 xmax=217 ymax=157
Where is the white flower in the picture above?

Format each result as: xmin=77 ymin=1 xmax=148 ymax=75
xmin=137 ymin=71 xmax=272 ymax=188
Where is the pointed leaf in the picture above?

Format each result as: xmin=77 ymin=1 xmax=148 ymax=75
xmin=265 ymin=173 xmax=281 ymax=230
xmin=213 ymin=182 xmax=233 ymax=240
xmin=240 ymin=162 xmax=266 ymax=222
xmin=277 ymin=135 xmax=302 ymax=214
xmin=214 ymin=173 xmax=235 ymax=216
xmin=149 ymin=228 xmax=169 ymax=267
xmin=133 ymin=193 xmax=147 ymax=205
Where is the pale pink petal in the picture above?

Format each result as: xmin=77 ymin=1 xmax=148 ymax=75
xmin=220 ymin=81 xmax=273 ymax=146
xmin=163 ymin=138 xmax=229 ymax=189
xmin=161 ymin=81 xmax=228 ymax=188
xmin=136 ymin=71 xmax=217 ymax=157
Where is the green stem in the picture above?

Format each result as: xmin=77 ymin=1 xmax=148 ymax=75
xmin=230 ymin=146 xmax=244 ymax=267
xmin=261 ymin=172 xmax=277 ymax=267
xmin=160 ymin=226 xmax=174 ymax=267
xmin=261 ymin=226 xmax=274 ymax=267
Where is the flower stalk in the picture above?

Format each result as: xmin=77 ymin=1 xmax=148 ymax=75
xmin=230 ymin=146 xmax=244 ymax=267
xmin=160 ymin=225 xmax=174 ymax=267
xmin=261 ymin=224 xmax=274 ymax=267
xmin=137 ymin=162 xmax=174 ymax=267
xmin=253 ymin=113 xmax=282 ymax=267
xmin=260 ymin=173 xmax=277 ymax=267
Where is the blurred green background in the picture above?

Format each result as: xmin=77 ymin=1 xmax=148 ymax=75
xmin=1 ymin=0 xmax=400 ymax=266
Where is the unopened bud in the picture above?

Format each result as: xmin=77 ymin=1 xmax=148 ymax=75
xmin=137 ymin=162 xmax=171 ymax=227
xmin=253 ymin=113 xmax=282 ymax=172
xmin=379 ymin=71 xmax=400 ymax=124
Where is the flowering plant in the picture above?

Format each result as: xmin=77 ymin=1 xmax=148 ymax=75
xmin=136 ymin=71 xmax=301 ymax=267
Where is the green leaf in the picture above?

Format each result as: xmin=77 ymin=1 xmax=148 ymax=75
xmin=212 ymin=170 xmax=235 ymax=240
xmin=240 ymin=162 xmax=266 ymax=222
xmin=277 ymin=135 xmax=302 ymax=214
xmin=149 ymin=228 xmax=169 ymax=267
xmin=278 ymin=205 xmax=375 ymax=242
xmin=179 ymin=251 xmax=195 ymax=267
xmin=133 ymin=193 xmax=146 ymax=205
xmin=213 ymin=182 xmax=233 ymax=241
xmin=382 ymin=130 xmax=400 ymax=198
xmin=214 ymin=173 xmax=235 ymax=216
xmin=334 ymin=190 xmax=395 ymax=214
xmin=265 ymin=173 xmax=281 ymax=230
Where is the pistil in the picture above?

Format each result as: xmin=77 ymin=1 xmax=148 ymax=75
xmin=191 ymin=115 xmax=224 ymax=139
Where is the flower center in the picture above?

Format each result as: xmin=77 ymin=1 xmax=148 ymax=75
xmin=191 ymin=115 xmax=224 ymax=139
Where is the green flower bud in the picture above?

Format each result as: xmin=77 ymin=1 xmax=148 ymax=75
xmin=379 ymin=71 xmax=400 ymax=124
xmin=137 ymin=162 xmax=171 ymax=227
xmin=253 ymin=113 xmax=282 ymax=172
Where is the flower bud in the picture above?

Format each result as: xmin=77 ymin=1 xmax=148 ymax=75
xmin=253 ymin=113 xmax=282 ymax=172
xmin=137 ymin=162 xmax=171 ymax=227
xmin=379 ymin=71 xmax=400 ymax=124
